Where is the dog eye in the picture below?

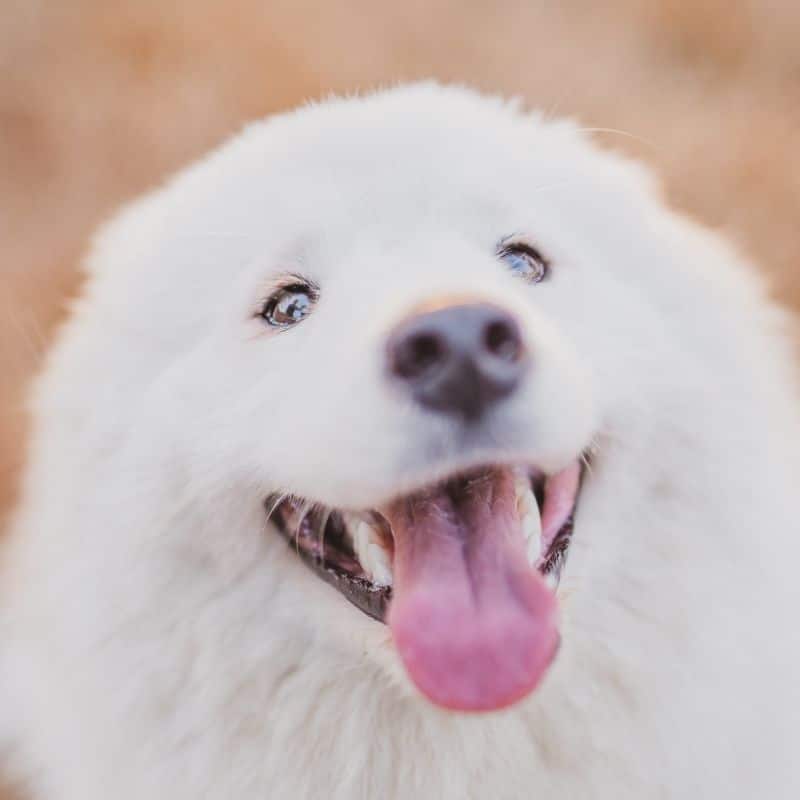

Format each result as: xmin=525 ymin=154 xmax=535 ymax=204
xmin=498 ymin=242 xmax=548 ymax=283
xmin=260 ymin=283 xmax=316 ymax=328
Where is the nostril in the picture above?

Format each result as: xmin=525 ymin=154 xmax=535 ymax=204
xmin=388 ymin=303 xmax=526 ymax=421
xmin=484 ymin=318 xmax=522 ymax=363
xmin=395 ymin=332 xmax=447 ymax=379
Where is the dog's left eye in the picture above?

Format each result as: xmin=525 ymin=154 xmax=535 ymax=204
xmin=498 ymin=242 xmax=548 ymax=283
xmin=260 ymin=283 xmax=316 ymax=328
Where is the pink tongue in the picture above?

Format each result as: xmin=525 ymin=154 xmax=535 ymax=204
xmin=386 ymin=468 xmax=559 ymax=712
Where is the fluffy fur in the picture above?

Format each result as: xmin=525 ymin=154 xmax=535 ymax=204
xmin=2 ymin=84 xmax=799 ymax=798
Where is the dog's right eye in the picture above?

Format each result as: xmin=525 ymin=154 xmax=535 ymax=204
xmin=260 ymin=283 xmax=316 ymax=328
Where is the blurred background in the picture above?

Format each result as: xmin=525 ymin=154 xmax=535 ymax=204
xmin=0 ymin=1 xmax=798 ymax=795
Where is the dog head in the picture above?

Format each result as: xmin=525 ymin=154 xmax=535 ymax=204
xmin=70 ymin=84 xmax=776 ymax=713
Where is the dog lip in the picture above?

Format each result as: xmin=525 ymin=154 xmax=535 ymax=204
xmin=264 ymin=458 xmax=585 ymax=624
xmin=310 ymin=560 xmax=391 ymax=622
xmin=268 ymin=501 xmax=392 ymax=622
xmin=291 ymin=524 xmax=391 ymax=622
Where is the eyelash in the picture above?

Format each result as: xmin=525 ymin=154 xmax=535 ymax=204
xmin=497 ymin=239 xmax=549 ymax=283
xmin=256 ymin=276 xmax=318 ymax=315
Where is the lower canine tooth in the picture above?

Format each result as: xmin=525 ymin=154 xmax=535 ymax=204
xmin=517 ymin=492 xmax=535 ymax=517
xmin=526 ymin=530 xmax=541 ymax=565
xmin=367 ymin=544 xmax=393 ymax=587
xmin=354 ymin=521 xmax=393 ymax=587
xmin=355 ymin=522 xmax=370 ymax=555
xmin=513 ymin=472 xmax=535 ymax=513
xmin=522 ymin=507 xmax=542 ymax=565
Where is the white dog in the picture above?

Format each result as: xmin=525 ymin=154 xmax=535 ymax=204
xmin=2 ymin=84 xmax=798 ymax=799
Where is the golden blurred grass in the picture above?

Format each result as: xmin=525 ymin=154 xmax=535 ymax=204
xmin=1 ymin=2 xmax=799 ymax=791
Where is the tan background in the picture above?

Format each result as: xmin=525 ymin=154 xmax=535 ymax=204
xmin=1 ymin=1 xmax=799 ymax=795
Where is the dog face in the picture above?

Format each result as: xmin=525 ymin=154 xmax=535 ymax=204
xmin=80 ymin=85 xmax=730 ymax=712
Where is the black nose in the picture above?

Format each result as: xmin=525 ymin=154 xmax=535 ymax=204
xmin=387 ymin=303 xmax=528 ymax=421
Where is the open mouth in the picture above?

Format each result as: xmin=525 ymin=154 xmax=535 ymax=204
xmin=267 ymin=460 xmax=583 ymax=711
xmin=268 ymin=462 xmax=582 ymax=621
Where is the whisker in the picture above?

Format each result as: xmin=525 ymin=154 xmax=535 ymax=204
xmin=576 ymin=127 xmax=658 ymax=151
xmin=264 ymin=492 xmax=288 ymax=526
xmin=580 ymin=437 xmax=602 ymax=479
xmin=2 ymin=303 xmax=49 ymax=364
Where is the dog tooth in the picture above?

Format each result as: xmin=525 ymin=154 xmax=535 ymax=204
xmin=521 ymin=506 xmax=541 ymax=539
xmin=354 ymin=522 xmax=373 ymax=561
xmin=513 ymin=471 xmax=536 ymax=517
xmin=522 ymin=506 xmax=543 ymax=566
xmin=350 ymin=519 xmax=393 ymax=587
xmin=354 ymin=522 xmax=377 ymax=560
xmin=517 ymin=487 xmax=535 ymax=516
xmin=341 ymin=512 xmax=360 ymax=541
xmin=365 ymin=520 xmax=384 ymax=545
xmin=526 ymin=532 xmax=542 ymax=566
xmin=367 ymin=543 xmax=393 ymax=587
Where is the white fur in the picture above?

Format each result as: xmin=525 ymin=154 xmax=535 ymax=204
xmin=2 ymin=84 xmax=799 ymax=798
